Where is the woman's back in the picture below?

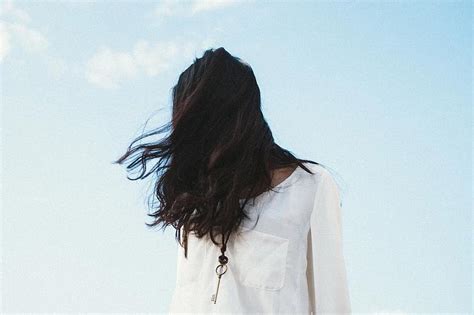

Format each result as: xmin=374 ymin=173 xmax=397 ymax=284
xmin=168 ymin=161 xmax=351 ymax=314
xmin=112 ymin=46 xmax=351 ymax=314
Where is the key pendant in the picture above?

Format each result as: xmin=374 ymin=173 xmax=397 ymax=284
xmin=211 ymin=254 xmax=229 ymax=304
xmin=211 ymin=264 xmax=227 ymax=304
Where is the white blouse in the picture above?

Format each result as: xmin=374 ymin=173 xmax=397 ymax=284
xmin=168 ymin=162 xmax=351 ymax=314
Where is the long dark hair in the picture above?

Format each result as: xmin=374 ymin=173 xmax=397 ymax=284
xmin=113 ymin=47 xmax=320 ymax=258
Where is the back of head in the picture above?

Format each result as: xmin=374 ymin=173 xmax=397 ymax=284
xmin=114 ymin=47 xmax=317 ymax=256
xmin=171 ymin=47 xmax=269 ymax=172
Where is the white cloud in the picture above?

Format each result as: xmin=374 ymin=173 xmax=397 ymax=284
xmin=0 ymin=0 xmax=70 ymax=78
xmin=153 ymin=0 xmax=246 ymax=18
xmin=85 ymin=35 xmax=218 ymax=89
xmin=132 ymin=39 xmax=179 ymax=76
xmin=191 ymin=0 xmax=242 ymax=15
xmin=372 ymin=311 xmax=409 ymax=315
xmin=153 ymin=0 xmax=188 ymax=18
xmin=0 ymin=0 xmax=31 ymax=24
xmin=7 ymin=22 xmax=48 ymax=52
xmin=44 ymin=55 xmax=69 ymax=79
xmin=0 ymin=0 xmax=49 ymax=61
xmin=85 ymin=46 xmax=139 ymax=89
xmin=0 ymin=22 xmax=11 ymax=62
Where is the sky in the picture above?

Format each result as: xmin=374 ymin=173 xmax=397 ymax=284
xmin=1 ymin=0 xmax=472 ymax=313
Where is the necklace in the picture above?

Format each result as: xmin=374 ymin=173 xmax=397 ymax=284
xmin=211 ymin=230 xmax=231 ymax=304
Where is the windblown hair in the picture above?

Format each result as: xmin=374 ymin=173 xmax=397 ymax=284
xmin=114 ymin=47 xmax=320 ymax=257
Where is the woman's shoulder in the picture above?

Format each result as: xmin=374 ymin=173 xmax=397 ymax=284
xmin=300 ymin=161 xmax=342 ymax=200
xmin=300 ymin=161 xmax=333 ymax=182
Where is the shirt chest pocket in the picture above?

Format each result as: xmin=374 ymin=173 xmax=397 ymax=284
xmin=229 ymin=227 xmax=290 ymax=291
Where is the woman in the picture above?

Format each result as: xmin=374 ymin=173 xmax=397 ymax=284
xmin=114 ymin=47 xmax=351 ymax=314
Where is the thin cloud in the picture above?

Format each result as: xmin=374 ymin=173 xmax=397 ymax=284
xmin=191 ymin=0 xmax=242 ymax=15
xmin=0 ymin=22 xmax=11 ymax=61
xmin=1 ymin=0 xmax=31 ymax=24
xmin=8 ymin=22 xmax=48 ymax=52
xmin=372 ymin=311 xmax=409 ymax=315
xmin=0 ymin=0 xmax=70 ymax=79
xmin=153 ymin=0 xmax=248 ymax=18
xmin=85 ymin=46 xmax=139 ymax=89
xmin=44 ymin=55 xmax=70 ymax=80
xmin=85 ymin=35 xmax=218 ymax=89
xmin=153 ymin=0 xmax=187 ymax=18
xmin=0 ymin=0 xmax=48 ymax=62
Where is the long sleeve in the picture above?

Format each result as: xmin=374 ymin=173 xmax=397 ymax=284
xmin=306 ymin=170 xmax=351 ymax=314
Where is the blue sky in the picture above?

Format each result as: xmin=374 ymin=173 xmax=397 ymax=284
xmin=1 ymin=0 xmax=472 ymax=313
